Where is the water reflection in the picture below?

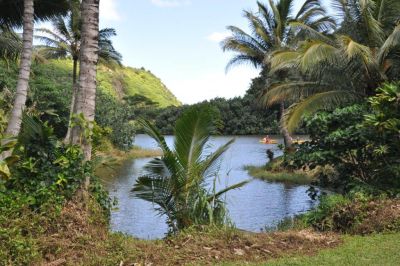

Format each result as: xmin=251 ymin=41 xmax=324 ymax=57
xmin=104 ymin=134 xmax=316 ymax=239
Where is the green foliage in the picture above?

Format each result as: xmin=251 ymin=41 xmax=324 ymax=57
xmin=245 ymin=165 xmax=312 ymax=185
xmin=0 ymin=137 xmax=18 ymax=180
xmin=97 ymin=65 xmax=180 ymax=107
xmin=155 ymin=97 xmax=280 ymax=135
xmin=0 ymin=189 xmax=42 ymax=265
xmin=302 ymin=194 xmax=351 ymax=231
xmin=95 ymin=91 xmax=136 ymax=150
xmin=2 ymin=114 xmax=111 ymax=211
xmin=286 ymin=83 xmax=400 ymax=193
xmin=302 ymin=194 xmax=400 ymax=234
xmin=0 ymin=59 xmax=180 ymax=148
xmin=133 ymin=106 xmax=248 ymax=234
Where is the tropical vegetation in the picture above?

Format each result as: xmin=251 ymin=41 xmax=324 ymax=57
xmin=133 ymin=106 xmax=248 ymax=233
xmin=0 ymin=0 xmax=400 ymax=265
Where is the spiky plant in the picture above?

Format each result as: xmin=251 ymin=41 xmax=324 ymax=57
xmin=133 ymin=106 xmax=248 ymax=233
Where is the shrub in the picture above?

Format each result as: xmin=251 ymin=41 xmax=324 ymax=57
xmin=303 ymin=194 xmax=400 ymax=234
xmin=285 ymin=83 xmax=400 ymax=194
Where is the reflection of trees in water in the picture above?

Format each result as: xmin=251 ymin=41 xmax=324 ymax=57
xmin=280 ymin=184 xmax=316 ymax=216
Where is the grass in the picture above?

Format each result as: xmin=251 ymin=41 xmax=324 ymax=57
xmin=3 ymin=195 xmax=400 ymax=265
xmin=97 ymin=64 xmax=181 ymax=107
xmin=0 ymin=59 xmax=181 ymax=108
xmin=266 ymin=233 xmax=400 ymax=266
xmin=245 ymin=165 xmax=313 ymax=185
xmin=245 ymin=156 xmax=314 ymax=185
xmin=95 ymin=143 xmax=162 ymax=179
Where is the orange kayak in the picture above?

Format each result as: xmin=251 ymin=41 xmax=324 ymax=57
xmin=259 ymin=139 xmax=278 ymax=144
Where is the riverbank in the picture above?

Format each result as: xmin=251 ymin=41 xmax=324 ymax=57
xmin=95 ymin=144 xmax=162 ymax=179
xmin=10 ymin=198 xmax=399 ymax=265
xmin=245 ymin=157 xmax=313 ymax=185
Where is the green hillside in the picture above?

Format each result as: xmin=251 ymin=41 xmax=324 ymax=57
xmin=0 ymin=59 xmax=180 ymax=108
xmin=97 ymin=64 xmax=181 ymax=107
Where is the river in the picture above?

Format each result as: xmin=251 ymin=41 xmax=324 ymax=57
xmin=104 ymin=134 xmax=316 ymax=239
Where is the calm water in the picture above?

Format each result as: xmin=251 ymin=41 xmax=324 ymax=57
xmin=104 ymin=134 xmax=316 ymax=239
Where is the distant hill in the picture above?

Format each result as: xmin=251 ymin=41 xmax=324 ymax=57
xmin=97 ymin=64 xmax=181 ymax=107
xmin=10 ymin=59 xmax=181 ymax=108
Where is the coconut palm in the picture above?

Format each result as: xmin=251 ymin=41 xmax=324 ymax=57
xmin=35 ymin=1 xmax=122 ymax=141
xmin=133 ymin=107 xmax=248 ymax=233
xmin=264 ymin=0 xmax=400 ymax=132
xmin=0 ymin=0 xmax=69 ymax=27
xmin=0 ymin=26 xmax=22 ymax=63
xmin=222 ymin=0 xmax=335 ymax=147
xmin=70 ymin=0 xmax=99 ymax=163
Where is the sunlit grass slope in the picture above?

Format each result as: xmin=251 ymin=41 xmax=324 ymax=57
xmin=0 ymin=59 xmax=180 ymax=107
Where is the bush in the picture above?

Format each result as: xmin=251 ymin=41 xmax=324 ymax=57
xmin=285 ymin=83 xmax=400 ymax=194
xmin=303 ymin=194 xmax=400 ymax=234
xmin=95 ymin=91 xmax=136 ymax=150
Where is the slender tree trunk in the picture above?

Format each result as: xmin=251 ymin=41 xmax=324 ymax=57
xmin=279 ymin=102 xmax=292 ymax=148
xmin=64 ymin=57 xmax=79 ymax=143
xmin=70 ymin=0 xmax=99 ymax=203
xmin=71 ymin=0 xmax=99 ymax=161
xmin=5 ymin=0 xmax=34 ymax=137
xmin=0 ymin=0 xmax=34 ymax=160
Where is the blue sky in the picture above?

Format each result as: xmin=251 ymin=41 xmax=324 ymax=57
xmin=99 ymin=0 xmax=331 ymax=104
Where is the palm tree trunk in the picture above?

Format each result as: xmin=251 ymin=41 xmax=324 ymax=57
xmin=279 ymin=102 xmax=292 ymax=148
xmin=0 ymin=0 xmax=34 ymax=161
xmin=64 ymin=57 xmax=78 ymax=143
xmin=5 ymin=0 xmax=34 ymax=137
xmin=70 ymin=0 xmax=99 ymax=162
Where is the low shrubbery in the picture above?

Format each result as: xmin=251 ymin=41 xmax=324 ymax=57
xmin=285 ymin=83 xmax=400 ymax=195
xmin=0 ymin=115 xmax=112 ymax=264
xmin=302 ymin=194 xmax=400 ymax=235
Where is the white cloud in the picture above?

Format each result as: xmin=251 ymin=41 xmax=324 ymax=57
xmin=207 ymin=31 xmax=231 ymax=42
xmin=150 ymin=0 xmax=191 ymax=8
xmin=165 ymin=67 xmax=260 ymax=104
xmin=100 ymin=0 xmax=120 ymax=21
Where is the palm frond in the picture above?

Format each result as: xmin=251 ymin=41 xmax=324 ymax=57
xmin=283 ymin=90 xmax=362 ymax=132
xmin=211 ymin=180 xmax=249 ymax=200
xmin=260 ymin=81 xmax=328 ymax=106
xmin=378 ymin=24 xmax=400 ymax=65
xmin=173 ymin=107 xmax=214 ymax=172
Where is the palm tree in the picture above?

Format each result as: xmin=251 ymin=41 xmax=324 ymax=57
xmin=0 ymin=26 xmax=22 ymax=63
xmin=0 ymin=0 xmax=69 ymax=26
xmin=4 ymin=0 xmax=35 ymax=139
xmin=264 ymin=0 xmax=400 ymax=132
xmin=70 ymin=0 xmax=99 ymax=162
xmin=35 ymin=1 xmax=122 ymax=141
xmin=0 ymin=0 xmax=68 ymax=155
xmin=222 ymin=0 xmax=335 ymax=147
xmin=133 ymin=107 xmax=248 ymax=233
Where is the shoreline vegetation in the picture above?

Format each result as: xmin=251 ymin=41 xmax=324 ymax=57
xmin=245 ymin=157 xmax=314 ymax=185
xmin=7 ymin=197 xmax=398 ymax=265
xmin=95 ymin=144 xmax=162 ymax=179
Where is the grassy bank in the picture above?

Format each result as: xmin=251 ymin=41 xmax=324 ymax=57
xmin=245 ymin=165 xmax=313 ymax=185
xmin=3 ymin=194 xmax=400 ymax=265
xmin=245 ymin=156 xmax=314 ymax=185
xmin=95 ymin=144 xmax=162 ymax=179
